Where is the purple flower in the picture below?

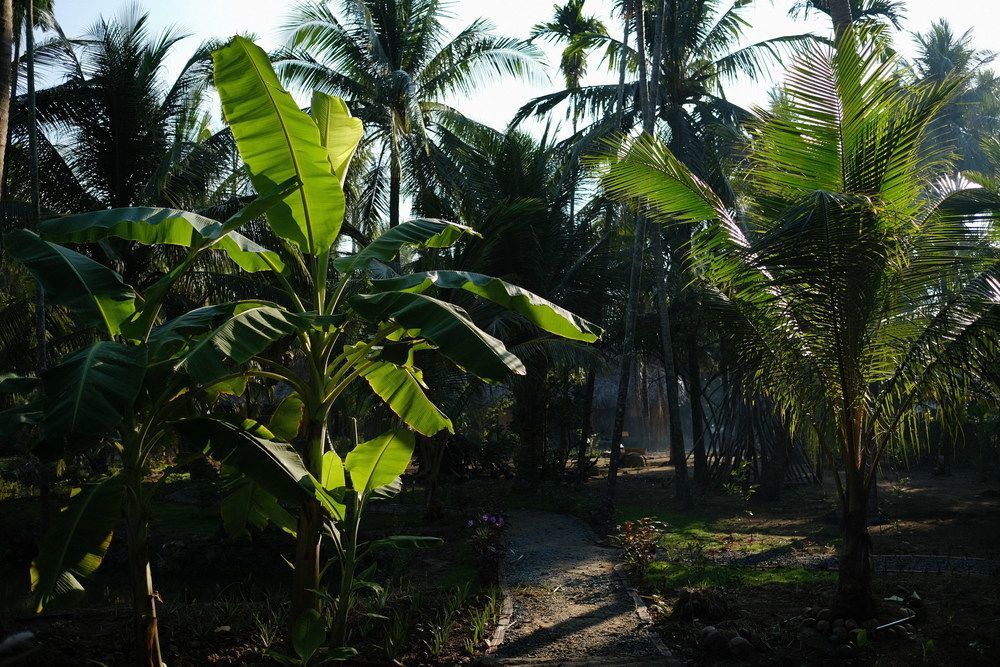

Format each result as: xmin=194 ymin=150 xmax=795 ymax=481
xmin=467 ymin=519 xmax=475 ymax=527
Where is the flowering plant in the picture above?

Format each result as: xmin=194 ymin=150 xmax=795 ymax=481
xmin=467 ymin=512 xmax=506 ymax=581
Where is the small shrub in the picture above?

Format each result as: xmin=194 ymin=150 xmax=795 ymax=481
xmin=615 ymin=518 xmax=669 ymax=577
xmin=468 ymin=512 xmax=507 ymax=581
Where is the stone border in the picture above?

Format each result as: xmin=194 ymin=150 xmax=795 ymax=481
xmin=485 ymin=544 xmax=515 ymax=654
xmin=612 ymin=563 xmax=675 ymax=659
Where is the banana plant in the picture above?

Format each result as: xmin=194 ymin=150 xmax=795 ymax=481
xmin=168 ymin=36 xmax=602 ymax=645
xmin=0 ymin=178 xmax=298 ymax=667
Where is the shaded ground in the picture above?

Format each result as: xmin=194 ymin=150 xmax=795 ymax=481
xmin=440 ymin=458 xmax=1000 ymax=664
xmin=491 ymin=510 xmax=665 ymax=663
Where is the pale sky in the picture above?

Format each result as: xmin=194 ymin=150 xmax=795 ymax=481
xmin=51 ymin=0 xmax=997 ymax=131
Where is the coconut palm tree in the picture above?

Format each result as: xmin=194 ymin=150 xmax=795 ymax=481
xmin=790 ymin=0 xmax=903 ymax=32
xmin=0 ymin=8 xmax=235 ymax=369
xmin=911 ymin=20 xmax=999 ymax=173
xmin=0 ymin=0 xmax=56 ymax=194
xmin=530 ymin=0 xmax=606 ymax=129
xmin=413 ymin=120 xmax=616 ymax=480
xmin=602 ymin=29 xmax=1000 ymax=616
xmin=277 ymin=0 xmax=543 ymax=229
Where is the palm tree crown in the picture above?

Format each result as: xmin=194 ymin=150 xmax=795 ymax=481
xmin=277 ymin=0 xmax=543 ymax=228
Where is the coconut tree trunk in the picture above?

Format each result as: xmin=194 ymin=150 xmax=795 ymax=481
xmin=575 ymin=367 xmax=596 ymax=483
xmin=125 ymin=474 xmax=163 ymax=667
xmin=829 ymin=0 xmax=853 ymax=38
xmin=607 ymin=2 xmax=648 ymax=509
xmin=650 ymin=225 xmax=691 ymax=508
xmin=389 ymin=128 xmax=401 ymax=228
xmin=837 ymin=467 xmax=874 ymax=617
xmin=688 ymin=332 xmax=707 ymax=484
xmin=291 ymin=419 xmax=326 ymax=627
xmin=0 ymin=0 xmax=13 ymax=195
xmin=641 ymin=1 xmax=689 ymax=507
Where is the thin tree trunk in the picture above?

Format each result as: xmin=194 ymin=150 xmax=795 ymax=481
xmin=126 ymin=475 xmax=163 ymax=667
xmin=575 ymin=367 xmax=596 ymax=483
xmin=650 ymin=225 xmax=691 ymax=508
xmin=688 ymin=331 xmax=707 ymax=484
xmin=829 ymin=0 xmax=854 ymax=39
xmin=0 ymin=0 xmax=13 ymax=196
xmin=1 ymin=34 xmax=18 ymax=196
xmin=389 ymin=129 xmax=401 ymax=228
xmin=607 ymin=3 xmax=648 ymax=512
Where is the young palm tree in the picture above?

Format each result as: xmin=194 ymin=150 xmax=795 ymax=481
xmin=602 ymin=30 xmax=1000 ymax=616
xmin=277 ymin=0 xmax=542 ymax=229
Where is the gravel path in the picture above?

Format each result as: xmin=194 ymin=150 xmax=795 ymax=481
xmin=489 ymin=510 xmax=668 ymax=664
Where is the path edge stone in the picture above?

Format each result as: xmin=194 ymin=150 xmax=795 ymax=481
xmin=485 ymin=542 xmax=514 ymax=655
xmin=612 ymin=562 xmax=674 ymax=659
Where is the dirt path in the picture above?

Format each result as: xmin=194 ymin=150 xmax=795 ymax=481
xmin=489 ymin=510 xmax=669 ymax=664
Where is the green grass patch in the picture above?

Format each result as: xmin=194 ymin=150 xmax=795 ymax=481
xmin=645 ymin=560 xmax=835 ymax=591
xmin=617 ymin=503 xmax=798 ymax=555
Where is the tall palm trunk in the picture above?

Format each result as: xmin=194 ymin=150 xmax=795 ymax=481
xmin=829 ymin=0 xmax=853 ymax=38
xmin=650 ymin=225 xmax=690 ymax=507
xmin=639 ymin=0 xmax=691 ymax=506
xmin=0 ymin=0 xmax=13 ymax=195
xmin=688 ymin=330 xmax=707 ymax=483
xmin=389 ymin=127 xmax=401 ymax=228
xmin=607 ymin=2 xmax=646 ymax=509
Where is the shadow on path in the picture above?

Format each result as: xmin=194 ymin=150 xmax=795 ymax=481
xmin=489 ymin=510 xmax=666 ymax=663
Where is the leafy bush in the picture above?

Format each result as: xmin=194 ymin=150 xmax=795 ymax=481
xmin=615 ymin=517 xmax=669 ymax=577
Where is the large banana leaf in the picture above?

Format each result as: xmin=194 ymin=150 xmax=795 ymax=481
xmin=320 ymin=452 xmax=346 ymax=519
xmin=40 ymin=207 xmax=284 ymax=273
xmin=312 ymin=92 xmax=363 ymax=186
xmin=31 ymin=475 xmax=125 ymax=612
xmin=221 ymin=475 xmax=297 ymax=540
xmin=176 ymin=418 xmax=335 ymax=511
xmin=358 ymin=360 xmax=453 ymax=437
xmin=4 ymin=230 xmax=136 ymax=336
xmin=372 ymin=271 xmax=602 ymax=342
xmin=269 ymin=393 xmax=305 ymax=442
xmin=344 ymin=429 xmax=415 ymax=495
xmin=42 ymin=342 xmax=147 ymax=438
xmin=349 ymin=291 xmax=525 ymax=381
xmin=214 ymin=37 xmax=345 ymax=255
xmin=174 ymin=303 xmax=312 ymax=384
xmin=334 ymin=218 xmax=477 ymax=273
xmin=147 ymin=303 xmax=250 ymax=361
